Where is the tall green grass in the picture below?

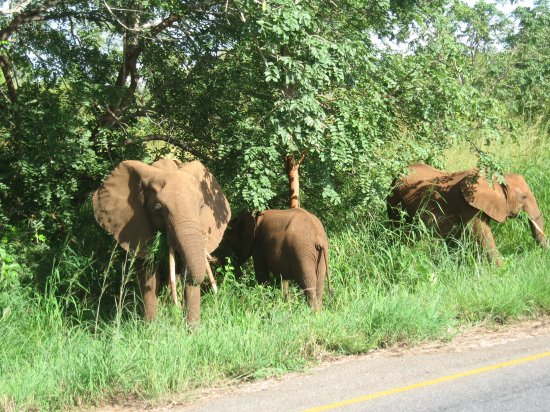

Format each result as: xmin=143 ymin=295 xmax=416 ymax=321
xmin=1 ymin=125 xmax=549 ymax=410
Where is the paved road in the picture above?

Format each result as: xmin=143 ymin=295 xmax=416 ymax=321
xmin=181 ymin=331 xmax=550 ymax=412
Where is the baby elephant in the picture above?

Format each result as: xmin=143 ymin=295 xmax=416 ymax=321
xmin=220 ymin=208 xmax=333 ymax=310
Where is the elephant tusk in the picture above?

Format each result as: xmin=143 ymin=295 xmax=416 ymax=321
xmin=168 ymin=247 xmax=179 ymax=306
xmin=529 ymin=217 xmax=546 ymax=237
xmin=205 ymin=251 xmax=218 ymax=294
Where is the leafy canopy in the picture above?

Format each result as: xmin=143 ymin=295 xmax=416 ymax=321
xmin=0 ymin=0 xmax=545 ymax=248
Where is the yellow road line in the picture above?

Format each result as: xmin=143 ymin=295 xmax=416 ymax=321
xmin=303 ymin=351 xmax=550 ymax=412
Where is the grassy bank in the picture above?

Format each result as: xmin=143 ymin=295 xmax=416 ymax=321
xmin=1 ymin=125 xmax=549 ymax=411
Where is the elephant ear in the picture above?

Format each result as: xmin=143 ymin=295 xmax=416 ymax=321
xmin=92 ymin=160 xmax=159 ymax=256
xmin=177 ymin=160 xmax=231 ymax=253
xmin=459 ymin=171 xmax=508 ymax=222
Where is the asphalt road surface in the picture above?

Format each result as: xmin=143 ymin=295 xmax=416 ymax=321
xmin=181 ymin=328 xmax=550 ymax=412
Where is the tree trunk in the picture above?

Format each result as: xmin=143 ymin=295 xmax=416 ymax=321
xmin=285 ymin=151 xmax=306 ymax=209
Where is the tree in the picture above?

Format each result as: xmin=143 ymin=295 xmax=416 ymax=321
xmin=505 ymin=1 xmax=550 ymax=123
xmin=0 ymin=0 xmax=514 ymax=250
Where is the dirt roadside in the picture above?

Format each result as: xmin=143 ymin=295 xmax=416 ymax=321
xmin=93 ymin=315 xmax=550 ymax=412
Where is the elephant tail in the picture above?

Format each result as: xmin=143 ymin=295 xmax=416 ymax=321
xmin=317 ymin=244 xmax=334 ymax=297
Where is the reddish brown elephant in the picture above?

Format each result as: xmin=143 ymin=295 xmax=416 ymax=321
xmin=387 ymin=163 xmax=547 ymax=266
xmin=93 ymin=158 xmax=231 ymax=324
xmin=218 ymin=208 xmax=333 ymax=310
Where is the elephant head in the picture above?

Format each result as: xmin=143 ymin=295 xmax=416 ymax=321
xmin=459 ymin=171 xmax=546 ymax=248
xmin=92 ymin=159 xmax=231 ymax=324
xmin=216 ymin=211 xmax=258 ymax=269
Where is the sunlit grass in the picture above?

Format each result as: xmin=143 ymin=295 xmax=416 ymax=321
xmin=1 ymin=125 xmax=549 ymax=410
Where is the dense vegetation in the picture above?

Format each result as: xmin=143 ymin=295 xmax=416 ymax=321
xmin=1 ymin=126 xmax=549 ymax=410
xmin=1 ymin=0 xmax=549 ymax=410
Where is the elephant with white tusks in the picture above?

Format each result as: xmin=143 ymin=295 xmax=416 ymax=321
xmin=387 ymin=163 xmax=547 ymax=266
xmin=93 ymin=158 xmax=231 ymax=325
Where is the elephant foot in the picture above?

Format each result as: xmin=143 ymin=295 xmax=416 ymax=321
xmin=304 ymin=288 xmax=322 ymax=311
xmin=311 ymin=301 xmax=322 ymax=312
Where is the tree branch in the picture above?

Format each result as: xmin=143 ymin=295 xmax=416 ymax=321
xmin=0 ymin=0 xmax=33 ymax=16
xmin=93 ymin=11 xmax=180 ymax=139
xmin=0 ymin=0 xmax=74 ymax=40
xmin=0 ymin=0 xmax=79 ymax=104
xmin=148 ymin=13 xmax=179 ymax=37
xmin=102 ymin=1 xmax=180 ymax=35
xmin=0 ymin=54 xmax=17 ymax=103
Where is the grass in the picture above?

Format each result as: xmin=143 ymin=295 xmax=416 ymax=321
xmin=1 ymin=124 xmax=549 ymax=411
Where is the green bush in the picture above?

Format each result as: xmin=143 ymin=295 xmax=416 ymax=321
xmin=1 ymin=122 xmax=549 ymax=409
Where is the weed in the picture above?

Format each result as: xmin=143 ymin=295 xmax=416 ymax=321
xmin=0 ymin=125 xmax=549 ymax=410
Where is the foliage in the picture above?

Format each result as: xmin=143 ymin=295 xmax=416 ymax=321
xmin=0 ymin=244 xmax=22 ymax=289
xmin=2 ymin=0 xmax=538 ymax=245
xmin=0 ymin=1 xmax=549 ymax=406
xmin=1 ymin=143 xmax=549 ymax=409
xmin=504 ymin=1 xmax=550 ymax=123
xmin=0 ymin=224 xmax=32 ymax=290
xmin=1 ymin=122 xmax=549 ymax=410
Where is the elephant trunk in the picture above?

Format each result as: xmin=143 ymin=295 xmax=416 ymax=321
xmin=169 ymin=218 xmax=206 ymax=325
xmin=525 ymin=203 xmax=547 ymax=248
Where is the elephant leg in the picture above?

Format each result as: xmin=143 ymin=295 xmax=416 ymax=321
xmin=299 ymin=266 xmax=321 ymax=311
xmin=304 ymin=287 xmax=320 ymax=311
xmin=184 ymin=284 xmax=201 ymax=326
xmin=315 ymin=270 xmax=326 ymax=310
xmin=252 ymin=256 xmax=270 ymax=284
xmin=471 ymin=216 xmax=503 ymax=267
xmin=139 ymin=267 xmax=160 ymax=322
xmin=282 ymin=279 xmax=290 ymax=301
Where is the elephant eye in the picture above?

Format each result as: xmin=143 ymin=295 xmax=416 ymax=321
xmin=153 ymin=203 xmax=162 ymax=211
